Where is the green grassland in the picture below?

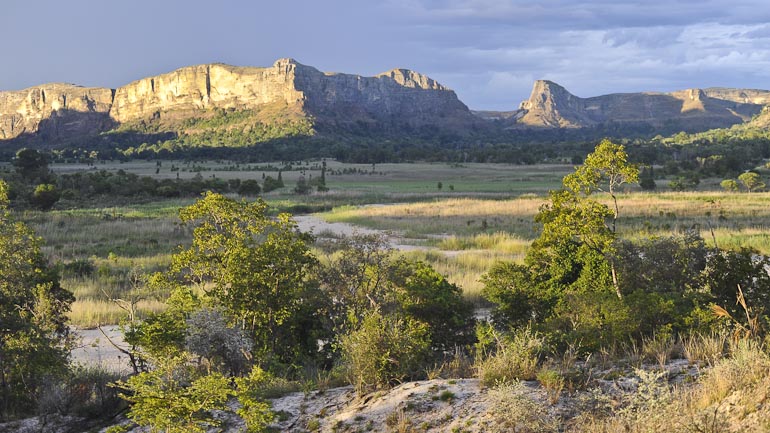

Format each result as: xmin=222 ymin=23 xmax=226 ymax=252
xmin=23 ymin=160 xmax=770 ymax=326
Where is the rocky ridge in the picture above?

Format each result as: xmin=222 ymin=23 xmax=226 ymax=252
xmin=0 ymin=58 xmax=474 ymax=142
xmin=3 ymin=60 xmax=770 ymax=146
xmin=511 ymin=80 xmax=770 ymax=130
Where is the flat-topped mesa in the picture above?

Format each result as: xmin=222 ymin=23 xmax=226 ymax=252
xmin=110 ymin=62 xmax=307 ymax=123
xmin=0 ymin=83 xmax=114 ymax=140
xmin=514 ymin=80 xmax=766 ymax=130
xmin=0 ymin=58 xmax=474 ymax=142
xmin=703 ymin=88 xmax=770 ymax=105
xmin=376 ymin=68 xmax=448 ymax=91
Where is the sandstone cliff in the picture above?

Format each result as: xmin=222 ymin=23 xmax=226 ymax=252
xmin=0 ymin=59 xmax=474 ymax=143
xmin=512 ymin=81 xmax=766 ymax=130
xmin=0 ymin=84 xmax=114 ymax=140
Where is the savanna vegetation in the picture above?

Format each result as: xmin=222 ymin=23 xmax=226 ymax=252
xmin=1 ymin=138 xmax=770 ymax=431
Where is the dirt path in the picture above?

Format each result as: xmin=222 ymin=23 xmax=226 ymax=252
xmin=70 ymin=325 xmax=132 ymax=374
xmin=293 ymin=214 xmax=432 ymax=252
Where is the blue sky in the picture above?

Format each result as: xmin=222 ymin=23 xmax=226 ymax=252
xmin=4 ymin=0 xmax=770 ymax=110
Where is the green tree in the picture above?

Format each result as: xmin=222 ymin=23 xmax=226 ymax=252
xmin=31 ymin=183 xmax=60 ymax=210
xmin=317 ymin=235 xmax=475 ymax=355
xmin=392 ymin=261 xmax=475 ymax=352
xmin=13 ymin=148 xmax=50 ymax=182
xmin=237 ymin=179 xmax=261 ymax=196
xmin=639 ymin=166 xmax=656 ymax=191
xmin=738 ymin=171 xmax=765 ymax=192
xmin=262 ymin=176 xmax=282 ymax=193
xmin=481 ymin=262 xmax=553 ymax=328
xmin=171 ymin=192 xmax=317 ymax=363
xmin=668 ymin=174 xmax=700 ymax=191
xmin=116 ymin=355 xmax=234 ymax=433
xmin=0 ymin=180 xmax=74 ymax=419
xmin=720 ymin=179 xmax=740 ymax=192
xmin=482 ymin=141 xmax=639 ymax=346
xmin=563 ymin=139 xmax=639 ymax=234
xmin=293 ymin=175 xmax=312 ymax=194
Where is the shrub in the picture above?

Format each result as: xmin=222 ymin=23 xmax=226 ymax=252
xmin=36 ymin=366 xmax=125 ymax=419
xmin=341 ymin=310 xmax=431 ymax=395
xmin=238 ymin=179 xmax=261 ymax=196
xmin=61 ymin=258 xmax=96 ymax=278
xmin=476 ymin=327 xmax=545 ymax=386
xmin=536 ymin=368 xmax=565 ymax=404
xmin=32 ymin=183 xmax=60 ymax=210
xmin=487 ymin=382 xmax=559 ymax=432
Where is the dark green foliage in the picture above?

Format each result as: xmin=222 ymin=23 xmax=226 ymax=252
xmin=394 ymin=261 xmax=476 ymax=352
xmin=668 ymin=173 xmax=700 ymax=191
xmin=701 ymin=248 xmax=770 ymax=326
xmin=639 ymin=166 xmax=656 ymax=190
xmin=317 ymin=235 xmax=476 ymax=357
xmin=293 ymin=175 xmax=312 ymax=194
xmin=31 ymin=183 xmax=60 ymax=210
xmin=238 ymin=179 xmax=261 ymax=196
xmin=481 ymin=262 xmax=552 ymax=328
xmin=262 ymin=175 xmax=283 ymax=193
xmin=13 ymin=148 xmax=51 ymax=182
xmin=0 ymin=180 xmax=74 ymax=419
xmin=341 ymin=310 xmax=431 ymax=395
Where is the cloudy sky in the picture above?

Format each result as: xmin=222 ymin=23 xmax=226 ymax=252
xmin=3 ymin=0 xmax=770 ymax=110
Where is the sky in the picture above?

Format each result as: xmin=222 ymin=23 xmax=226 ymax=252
xmin=3 ymin=0 xmax=770 ymax=110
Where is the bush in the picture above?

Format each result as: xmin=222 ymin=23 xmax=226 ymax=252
xmin=487 ymin=382 xmax=559 ymax=432
xmin=262 ymin=175 xmax=283 ymax=193
xmin=341 ymin=310 xmax=431 ymax=395
xmin=238 ymin=179 xmax=261 ymax=196
xmin=476 ymin=327 xmax=545 ymax=386
xmin=31 ymin=183 xmax=60 ymax=210
xmin=61 ymin=258 xmax=96 ymax=278
xmin=37 ymin=366 xmax=125 ymax=419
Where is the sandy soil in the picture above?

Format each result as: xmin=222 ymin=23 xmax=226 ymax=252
xmin=294 ymin=214 xmax=433 ymax=252
xmin=70 ymin=325 xmax=132 ymax=374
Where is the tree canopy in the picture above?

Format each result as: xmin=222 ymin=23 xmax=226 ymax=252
xmin=0 ymin=180 xmax=74 ymax=419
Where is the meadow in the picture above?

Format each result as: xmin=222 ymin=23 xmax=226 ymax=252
xmin=23 ymin=160 xmax=770 ymax=326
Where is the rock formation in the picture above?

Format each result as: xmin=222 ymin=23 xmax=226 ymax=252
xmin=511 ymin=81 xmax=767 ymax=130
xmin=0 ymin=59 xmax=475 ymax=143
xmin=0 ymin=84 xmax=114 ymax=140
xmin=3 ymin=60 xmax=770 ymax=146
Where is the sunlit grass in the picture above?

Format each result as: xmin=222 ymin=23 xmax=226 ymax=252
xmin=434 ymin=232 xmax=530 ymax=255
xmin=69 ymin=298 xmax=167 ymax=329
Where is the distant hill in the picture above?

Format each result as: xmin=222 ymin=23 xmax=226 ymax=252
xmin=2 ymin=59 xmax=770 ymax=157
xmin=488 ymin=80 xmax=770 ymax=132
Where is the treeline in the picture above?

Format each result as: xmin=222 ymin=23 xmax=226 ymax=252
xmin=0 ymin=149 xmax=292 ymax=210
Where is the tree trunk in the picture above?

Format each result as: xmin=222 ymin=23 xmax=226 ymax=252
xmin=611 ymin=261 xmax=622 ymax=299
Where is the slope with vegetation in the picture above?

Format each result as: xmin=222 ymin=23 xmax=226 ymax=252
xmin=2 ymin=141 xmax=770 ymax=432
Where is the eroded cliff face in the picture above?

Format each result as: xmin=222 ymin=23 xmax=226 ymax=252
xmin=516 ymin=81 xmax=770 ymax=130
xmin=0 ymin=84 xmax=114 ymax=140
xmin=109 ymin=60 xmax=306 ymax=123
xmin=0 ymin=58 xmax=473 ymax=142
xmin=514 ymin=81 xmax=766 ymax=130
